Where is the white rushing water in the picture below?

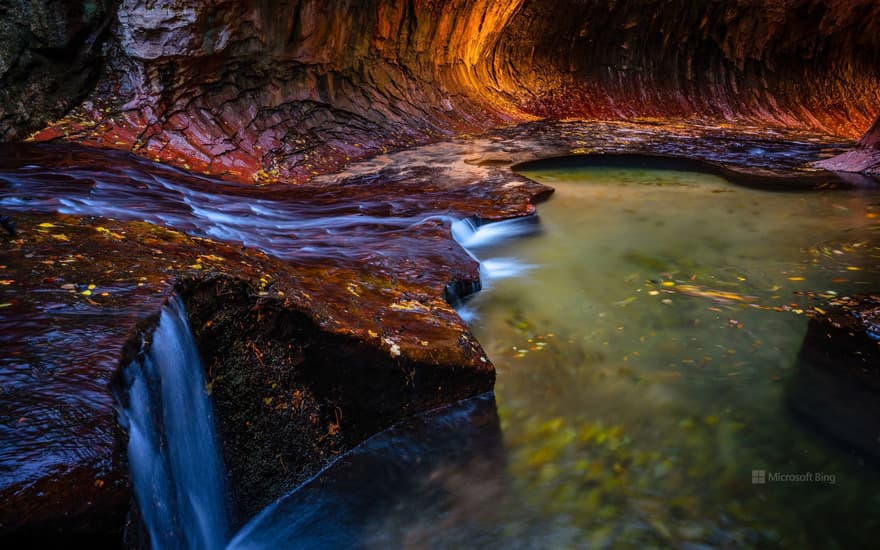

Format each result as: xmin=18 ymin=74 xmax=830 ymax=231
xmin=116 ymin=295 xmax=230 ymax=550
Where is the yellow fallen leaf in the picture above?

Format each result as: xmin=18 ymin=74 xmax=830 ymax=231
xmin=38 ymin=222 xmax=56 ymax=228
xmin=51 ymin=234 xmax=70 ymax=241
xmin=199 ymin=254 xmax=224 ymax=262
xmin=674 ymin=284 xmax=756 ymax=303
xmin=846 ymin=266 xmax=862 ymax=271
xmin=390 ymin=300 xmax=427 ymax=311
xmin=788 ymin=276 xmax=805 ymax=281
xmin=81 ymin=290 xmax=92 ymax=296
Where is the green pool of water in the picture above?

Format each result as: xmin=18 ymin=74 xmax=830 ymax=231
xmin=461 ymin=163 xmax=880 ymax=547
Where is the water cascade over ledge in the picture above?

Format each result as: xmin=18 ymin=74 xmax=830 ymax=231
xmin=114 ymin=295 xmax=230 ymax=550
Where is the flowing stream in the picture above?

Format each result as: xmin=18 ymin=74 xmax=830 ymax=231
xmin=115 ymin=295 xmax=230 ymax=550
xmin=235 ymin=161 xmax=880 ymax=548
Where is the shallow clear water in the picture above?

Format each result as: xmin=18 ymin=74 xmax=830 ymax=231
xmin=461 ymin=165 xmax=880 ymax=547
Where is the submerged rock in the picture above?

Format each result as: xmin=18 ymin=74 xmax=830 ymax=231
xmin=788 ymin=294 xmax=880 ymax=460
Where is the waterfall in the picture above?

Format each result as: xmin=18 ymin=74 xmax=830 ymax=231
xmin=449 ymin=216 xmax=538 ymax=321
xmin=450 ymin=217 xmax=537 ymax=285
xmin=115 ymin=295 xmax=230 ymax=550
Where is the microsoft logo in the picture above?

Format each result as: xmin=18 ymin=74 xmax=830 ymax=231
xmin=752 ymin=469 xmax=766 ymax=484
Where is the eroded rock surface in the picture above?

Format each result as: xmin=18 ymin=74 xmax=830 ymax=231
xmin=11 ymin=0 xmax=879 ymax=182
xmin=815 ymin=114 xmax=880 ymax=175
xmin=1 ymin=82 xmax=879 ymax=547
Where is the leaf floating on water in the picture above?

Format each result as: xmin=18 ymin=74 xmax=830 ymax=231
xmin=787 ymin=276 xmax=805 ymax=281
xmin=51 ymin=234 xmax=70 ymax=241
xmin=846 ymin=266 xmax=862 ymax=271
xmin=37 ymin=222 xmax=56 ymax=228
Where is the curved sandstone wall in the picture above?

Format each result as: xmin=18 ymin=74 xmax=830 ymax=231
xmin=30 ymin=0 xmax=527 ymax=181
xmin=490 ymin=0 xmax=880 ymax=138
xmin=6 ymin=0 xmax=880 ymax=181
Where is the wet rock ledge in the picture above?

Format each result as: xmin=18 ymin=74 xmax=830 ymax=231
xmin=178 ymin=274 xmax=494 ymax=524
xmin=0 ymin=138 xmax=548 ymax=544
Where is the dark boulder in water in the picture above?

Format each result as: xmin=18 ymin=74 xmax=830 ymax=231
xmin=788 ymin=294 xmax=880 ymax=461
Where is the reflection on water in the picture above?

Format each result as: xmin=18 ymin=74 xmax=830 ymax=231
xmin=236 ymin=163 xmax=880 ymax=548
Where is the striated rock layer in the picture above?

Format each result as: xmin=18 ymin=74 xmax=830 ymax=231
xmin=7 ymin=0 xmax=877 ymax=182
xmin=495 ymin=0 xmax=880 ymax=137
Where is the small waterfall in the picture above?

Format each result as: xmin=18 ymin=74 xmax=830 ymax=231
xmin=451 ymin=216 xmax=539 ymax=250
xmin=449 ymin=217 xmax=538 ymax=321
xmin=450 ymin=217 xmax=538 ymax=285
xmin=115 ymin=295 xmax=230 ymax=550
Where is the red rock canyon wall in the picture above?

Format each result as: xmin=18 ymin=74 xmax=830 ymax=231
xmin=4 ymin=0 xmax=880 ymax=181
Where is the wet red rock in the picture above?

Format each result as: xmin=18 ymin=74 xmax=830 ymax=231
xmin=0 ymin=139 xmax=550 ymax=535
